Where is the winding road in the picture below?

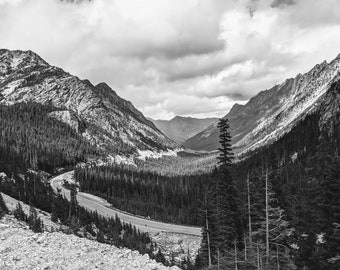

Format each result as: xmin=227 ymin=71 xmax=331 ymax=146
xmin=50 ymin=171 xmax=202 ymax=236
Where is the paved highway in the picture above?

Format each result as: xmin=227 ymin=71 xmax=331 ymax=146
xmin=50 ymin=171 xmax=202 ymax=236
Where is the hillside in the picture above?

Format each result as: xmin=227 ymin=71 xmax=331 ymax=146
xmin=0 ymin=215 xmax=180 ymax=270
xmin=151 ymin=116 xmax=218 ymax=144
xmin=0 ymin=49 xmax=175 ymax=156
xmin=183 ymin=53 xmax=340 ymax=154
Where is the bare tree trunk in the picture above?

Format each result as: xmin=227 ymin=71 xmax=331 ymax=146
xmin=205 ymin=192 xmax=212 ymax=267
xmin=257 ymin=240 xmax=260 ymax=270
xmin=265 ymin=167 xmax=270 ymax=268
xmin=244 ymin=233 xmax=247 ymax=261
xmin=247 ymin=171 xmax=252 ymax=246
xmin=235 ymin=239 xmax=238 ymax=270
xmin=217 ymin=248 xmax=220 ymax=270
xmin=276 ymin=243 xmax=280 ymax=270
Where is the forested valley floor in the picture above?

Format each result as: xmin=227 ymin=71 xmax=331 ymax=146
xmin=1 ymin=99 xmax=340 ymax=269
xmin=76 ymin=109 xmax=339 ymax=270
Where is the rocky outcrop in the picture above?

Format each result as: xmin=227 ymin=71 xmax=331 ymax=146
xmin=150 ymin=232 xmax=201 ymax=264
xmin=0 ymin=49 xmax=175 ymax=155
xmin=0 ymin=215 xmax=181 ymax=270
xmin=48 ymin=110 xmax=83 ymax=132
xmin=183 ymin=53 xmax=340 ymax=156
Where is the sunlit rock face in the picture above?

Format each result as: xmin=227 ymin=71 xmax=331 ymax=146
xmin=183 ymin=54 xmax=340 ymax=156
xmin=0 ymin=49 xmax=175 ymax=155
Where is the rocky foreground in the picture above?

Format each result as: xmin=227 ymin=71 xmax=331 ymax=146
xmin=0 ymin=215 xmax=181 ymax=270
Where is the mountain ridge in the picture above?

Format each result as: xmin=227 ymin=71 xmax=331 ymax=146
xmin=0 ymin=49 xmax=175 ymax=155
xmin=151 ymin=116 xmax=218 ymax=144
xmin=183 ymin=54 xmax=340 ymax=155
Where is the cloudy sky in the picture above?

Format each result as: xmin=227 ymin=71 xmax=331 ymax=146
xmin=1 ymin=0 xmax=340 ymax=119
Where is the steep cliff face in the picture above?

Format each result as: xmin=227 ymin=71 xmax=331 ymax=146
xmin=183 ymin=54 xmax=340 ymax=155
xmin=0 ymin=49 xmax=175 ymax=155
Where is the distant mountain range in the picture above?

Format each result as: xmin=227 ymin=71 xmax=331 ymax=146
xmin=183 ymin=53 xmax=340 ymax=155
xmin=2 ymin=49 xmax=339 ymax=159
xmin=0 ymin=49 xmax=175 ymax=155
xmin=150 ymin=116 xmax=218 ymax=144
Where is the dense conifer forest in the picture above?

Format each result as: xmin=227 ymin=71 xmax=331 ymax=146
xmin=0 ymin=102 xmax=100 ymax=173
xmin=0 ymin=102 xmax=170 ymax=265
xmin=73 ymin=109 xmax=340 ymax=269
xmin=0 ymin=171 xmax=166 ymax=262
xmin=197 ymin=111 xmax=340 ymax=269
xmin=135 ymin=151 xmax=218 ymax=176
xmin=0 ymin=94 xmax=339 ymax=269
xmin=75 ymin=165 xmax=208 ymax=225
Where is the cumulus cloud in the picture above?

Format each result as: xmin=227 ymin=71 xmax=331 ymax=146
xmin=0 ymin=0 xmax=340 ymax=119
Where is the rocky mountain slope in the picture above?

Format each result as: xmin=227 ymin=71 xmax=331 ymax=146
xmin=151 ymin=116 xmax=218 ymax=144
xmin=0 ymin=215 xmax=180 ymax=270
xmin=183 ymin=53 xmax=340 ymax=155
xmin=0 ymin=49 xmax=175 ymax=156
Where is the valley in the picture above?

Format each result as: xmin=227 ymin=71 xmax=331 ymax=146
xmin=1 ymin=0 xmax=340 ymax=269
xmin=50 ymin=171 xmax=201 ymax=236
xmin=1 ymin=49 xmax=340 ymax=270
xmin=151 ymin=116 xmax=218 ymax=145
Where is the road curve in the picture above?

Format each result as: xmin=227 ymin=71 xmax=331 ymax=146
xmin=50 ymin=171 xmax=202 ymax=237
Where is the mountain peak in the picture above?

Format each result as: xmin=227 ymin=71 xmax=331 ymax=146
xmin=228 ymin=103 xmax=244 ymax=115
xmin=95 ymin=82 xmax=118 ymax=96
xmin=0 ymin=49 xmax=48 ymax=67
xmin=171 ymin=115 xmax=192 ymax=121
xmin=151 ymin=116 xmax=218 ymax=144
xmin=0 ymin=49 xmax=174 ymax=154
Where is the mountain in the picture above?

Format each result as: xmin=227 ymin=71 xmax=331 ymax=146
xmin=0 ymin=49 xmax=175 ymax=155
xmin=150 ymin=116 xmax=218 ymax=144
xmin=183 ymin=53 xmax=340 ymax=155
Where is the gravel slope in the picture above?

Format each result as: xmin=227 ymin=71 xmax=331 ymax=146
xmin=0 ymin=215 xmax=181 ymax=270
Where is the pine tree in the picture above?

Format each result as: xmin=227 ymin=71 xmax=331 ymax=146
xmin=0 ymin=193 xmax=8 ymax=218
xmin=211 ymin=118 xmax=242 ymax=267
xmin=254 ymin=167 xmax=294 ymax=270
xmin=28 ymin=204 xmax=43 ymax=232
xmin=217 ymin=118 xmax=234 ymax=167
xmin=317 ymin=155 xmax=340 ymax=269
xmin=198 ymin=183 xmax=215 ymax=266
xmin=69 ymin=184 xmax=78 ymax=219
xmin=13 ymin=202 xmax=26 ymax=221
